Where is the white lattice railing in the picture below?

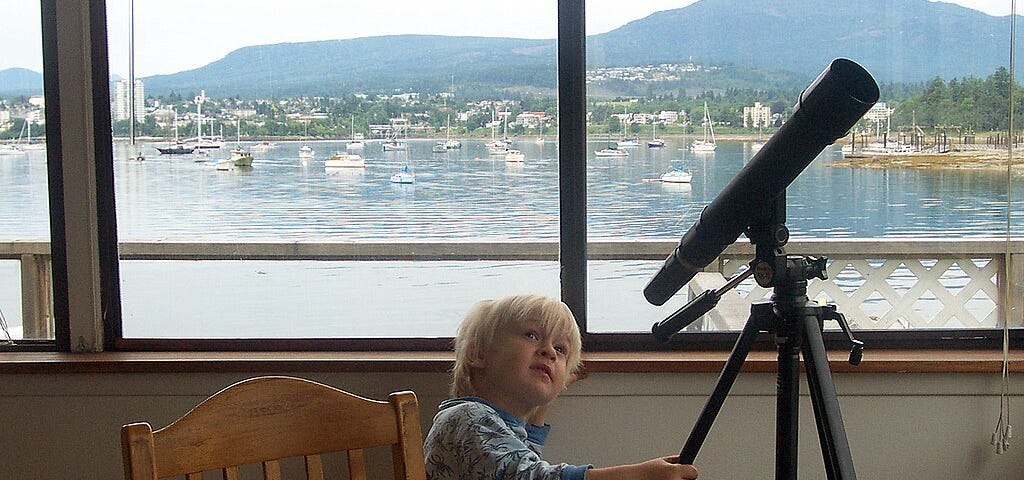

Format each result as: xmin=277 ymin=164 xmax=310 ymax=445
xmin=1 ymin=239 xmax=1021 ymax=336
xmin=715 ymin=239 xmax=1022 ymax=330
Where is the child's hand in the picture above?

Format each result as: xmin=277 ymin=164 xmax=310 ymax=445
xmin=587 ymin=456 xmax=697 ymax=480
xmin=634 ymin=456 xmax=698 ymax=480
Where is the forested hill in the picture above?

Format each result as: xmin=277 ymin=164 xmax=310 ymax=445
xmin=2 ymin=0 xmax=1019 ymax=98
xmin=588 ymin=0 xmax=1016 ymax=83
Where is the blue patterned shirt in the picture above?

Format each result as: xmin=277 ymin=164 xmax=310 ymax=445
xmin=424 ymin=397 xmax=591 ymax=480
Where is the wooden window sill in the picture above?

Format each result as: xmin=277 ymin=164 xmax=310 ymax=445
xmin=0 ymin=349 xmax=1020 ymax=374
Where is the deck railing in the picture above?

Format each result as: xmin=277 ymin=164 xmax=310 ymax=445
xmin=2 ymin=239 xmax=1021 ymax=338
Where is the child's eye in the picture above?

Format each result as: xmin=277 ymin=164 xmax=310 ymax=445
xmin=525 ymin=331 xmax=539 ymax=340
xmin=554 ymin=345 xmax=567 ymax=355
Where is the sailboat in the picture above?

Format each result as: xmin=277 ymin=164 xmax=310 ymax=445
xmin=346 ymin=115 xmax=364 ymax=151
xmin=617 ymin=108 xmax=640 ymax=147
xmin=382 ymin=119 xmax=407 ymax=151
xmin=487 ymin=109 xmax=511 ymax=155
xmin=443 ymin=114 xmax=461 ymax=149
xmin=647 ymin=122 xmax=665 ymax=148
xmin=691 ymin=101 xmax=717 ymax=152
xmin=298 ymin=122 xmax=314 ymax=160
xmin=389 ymin=165 xmax=415 ymax=184
xmin=156 ymin=110 xmax=196 ymax=155
xmin=217 ymin=118 xmax=253 ymax=170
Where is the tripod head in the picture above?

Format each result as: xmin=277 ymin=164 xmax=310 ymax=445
xmin=651 ymin=195 xmax=864 ymax=364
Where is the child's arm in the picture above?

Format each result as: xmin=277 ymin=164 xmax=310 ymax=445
xmin=585 ymin=456 xmax=698 ymax=480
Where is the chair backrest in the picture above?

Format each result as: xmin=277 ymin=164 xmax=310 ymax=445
xmin=121 ymin=376 xmax=426 ymax=480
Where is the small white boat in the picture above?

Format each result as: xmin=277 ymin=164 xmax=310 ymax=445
xmin=324 ymin=152 xmax=365 ymax=168
xmin=298 ymin=145 xmax=315 ymax=160
xmin=249 ymin=141 xmax=276 ymax=153
xmin=382 ymin=140 xmax=406 ymax=151
xmin=432 ymin=142 xmax=448 ymax=153
xmin=691 ymin=140 xmax=717 ymax=152
xmin=347 ymin=118 xmax=365 ymax=151
xmin=660 ymin=168 xmax=693 ymax=183
xmin=504 ymin=149 xmax=525 ymax=162
xmin=617 ymin=137 xmax=640 ymax=147
xmin=648 ymin=123 xmax=665 ymax=148
xmin=595 ymin=146 xmax=629 ymax=157
xmin=487 ymin=143 xmax=510 ymax=156
xmin=216 ymin=148 xmax=253 ymax=170
xmin=390 ymin=165 xmax=414 ymax=184
xmin=691 ymin=101 xmax=717 ymax=152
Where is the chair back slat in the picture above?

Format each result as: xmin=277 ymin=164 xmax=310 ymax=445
xmin=348 ymin=449 xmax=367 ymax=480
xmin=262 ymin=460 xmax=282 ymax=480
xmin=223 ymin=466 xmax=241 ymax=480
xmin=121 ymin=376 xmax=426 ymax=480
xmin=304 ymin=454 xmax=324 ymax=480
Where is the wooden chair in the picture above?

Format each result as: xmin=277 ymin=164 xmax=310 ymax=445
xmin=121 ymin=376 xmax=426 ymax=480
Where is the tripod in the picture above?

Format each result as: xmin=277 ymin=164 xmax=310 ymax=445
xmin=654 ymin=205 xmax=864 ymax=480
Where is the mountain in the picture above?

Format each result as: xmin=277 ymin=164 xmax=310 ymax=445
xmin=0 ymin=68 xmax=43 ymax=96
xmin=587 ymin=0 xmax=1017 ymax=84
xmin=143 ymin=35 xmax=556 ymax=99
xmin=6 ymin=0 xmax=1019 ymax=99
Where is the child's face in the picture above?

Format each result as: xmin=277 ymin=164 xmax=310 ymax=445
xmin=472 ymin=318 xmax=572 ymax=419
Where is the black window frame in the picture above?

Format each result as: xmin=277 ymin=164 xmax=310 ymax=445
xmin=19 ymin=0 xmax=1023 ymax=353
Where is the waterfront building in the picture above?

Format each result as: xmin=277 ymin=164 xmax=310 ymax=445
xmin=112 ymin=78 xmax=144 ymax=122
xmin=742 ymin=102 xmax=771 ymax=129
xmin=658 ymin=110 xmax=680 ymax=124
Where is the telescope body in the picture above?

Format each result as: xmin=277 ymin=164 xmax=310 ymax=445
xmin=644 ymin=58 xmax=880 ymax=306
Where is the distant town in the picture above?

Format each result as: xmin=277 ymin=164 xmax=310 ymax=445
xmin=0 ymin=63 xmax=1016 ymax=148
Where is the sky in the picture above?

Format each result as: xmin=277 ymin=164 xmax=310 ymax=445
xmin=0 ymin=0 xmax=1016 ymax=78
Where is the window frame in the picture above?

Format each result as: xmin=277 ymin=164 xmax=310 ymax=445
xmin=22 ymin=0 xmax=1022 ymax=353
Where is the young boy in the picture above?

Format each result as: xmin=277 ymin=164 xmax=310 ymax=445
xmin=423 ymin=293 xmax=698 ymax=480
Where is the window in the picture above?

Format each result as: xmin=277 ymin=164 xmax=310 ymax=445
xmin=10 ymin=0 xmax=1022 ymax=351
xmin=0 ymin=0 xmax=52 ymax=346
xmin=103 ymin=0 xmax=562 ymax=345
xmin=583 ymin=0 xmax=1023 ymax=349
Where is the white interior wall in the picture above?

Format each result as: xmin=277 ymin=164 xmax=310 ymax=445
xmin=0 ymin=370 xmax=1020 ymax=479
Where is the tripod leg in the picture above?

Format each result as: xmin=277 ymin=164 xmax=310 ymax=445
xmin=679 ymin=304 xmax=766 ymax=464
xmin=801 ymin=313 xmax=858 ymax=480
xmin=776 ymin=322 xmax=801 ymax=480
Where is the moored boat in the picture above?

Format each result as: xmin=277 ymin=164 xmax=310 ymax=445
xmin=595 ymin=146 xmax=629 ymax=157
xmin=216 ymin=148 xmax=253 ymax=170
xmin=504 ymin=149 xmax=525 ymax=162
xmin=390 ymin=165 xmax=414 ymax=184
xmin=691 ymin=101 xmax=717 ymax=152
xmin=325 ymin=152 xmax=365 ymax=168
xmin=660 ymin=168 xmax=693 ymax=183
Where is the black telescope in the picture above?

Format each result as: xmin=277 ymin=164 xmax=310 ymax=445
xmin=644 ymin=58 xmax=879 ymax=306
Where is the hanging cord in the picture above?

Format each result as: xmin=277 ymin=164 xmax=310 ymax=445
xmin=0 ymin=305 xmax=13 ymax=345
xmin=992 ymin=0 xmax=1016 ymax=455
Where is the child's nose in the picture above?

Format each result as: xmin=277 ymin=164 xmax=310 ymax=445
xmin=538 ymin=343 xmax=556 ymax=359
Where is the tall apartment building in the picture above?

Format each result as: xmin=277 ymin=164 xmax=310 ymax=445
xmin=742 ymin=101 xmax=771 ymax=129
xmin=112 ymin=79 xmax=145 ymax=122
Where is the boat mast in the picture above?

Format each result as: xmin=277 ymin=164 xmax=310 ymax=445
xmin=128 ymin=0 xmax=136 ymax=148
xmin=195 ymin=90 xmax=205 ymax=144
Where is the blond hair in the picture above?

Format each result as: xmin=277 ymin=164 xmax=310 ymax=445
xmin=450 ymin=294 xmax=583 ymax=397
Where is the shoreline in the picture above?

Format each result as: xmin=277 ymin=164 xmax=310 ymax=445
xmin=828 ymin=149 xmax=1024 ymax=175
